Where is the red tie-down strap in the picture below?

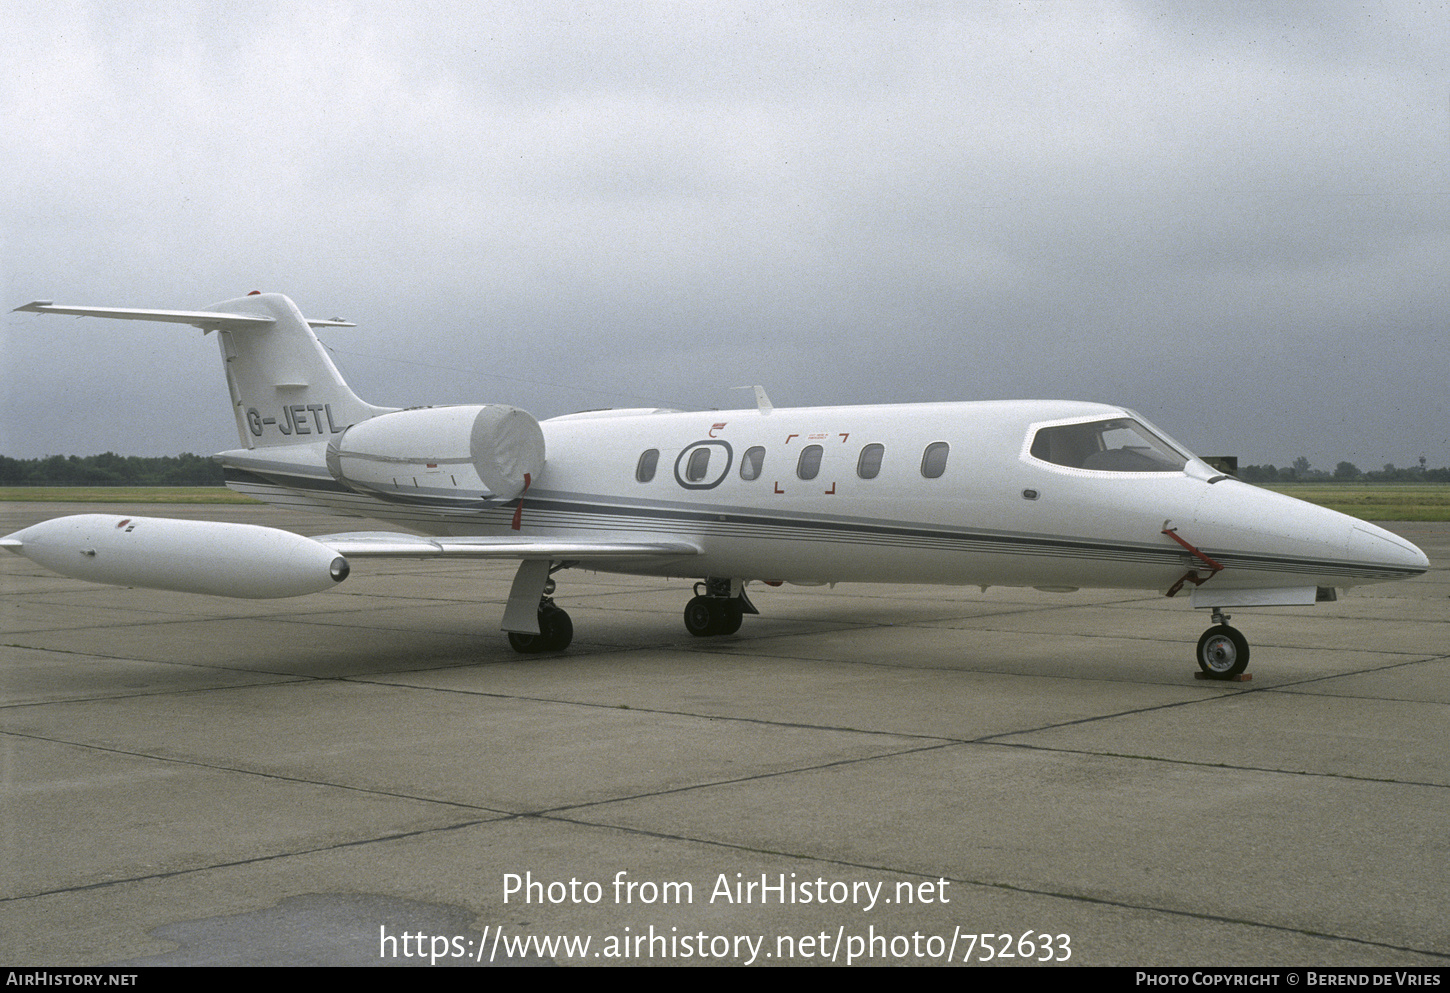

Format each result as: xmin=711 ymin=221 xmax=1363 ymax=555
xmin=511 ymin=473 xmax=532 ymax=531
xmin=1162 ymin=526 xmax=1225 ymax=597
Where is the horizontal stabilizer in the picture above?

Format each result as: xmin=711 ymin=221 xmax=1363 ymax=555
xmin=12 ymin=301 xmax=353 ymax=330
xmin=316 ymin=531 xmax=700 ymax=561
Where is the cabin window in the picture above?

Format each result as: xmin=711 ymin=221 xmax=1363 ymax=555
xmin=797 ymin=444 xmax=823 ymax=480
xmin=685 ymin=447 xmax=711 ymax=483
xmin=857 ymin=443 xmax=884 ymax=479
xmin=740 ymin=446 xmax=765 ymax=481
xmin=1030 ymin=418 xmax=1187 ymax=473
xmin=636 ymin=449 xmax=659 ymax=483
xmin=921 ymin=442 xmax=949 ymax=479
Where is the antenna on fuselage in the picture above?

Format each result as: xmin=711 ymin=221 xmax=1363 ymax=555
xmin=732 ymin=384 xmax=774 ymax=415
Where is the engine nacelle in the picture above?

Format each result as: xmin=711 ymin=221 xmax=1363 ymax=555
xmin=2 ymin=515 xmax=349 ymax=598
xmin=325 ymin=405 xmax=545 ymax=500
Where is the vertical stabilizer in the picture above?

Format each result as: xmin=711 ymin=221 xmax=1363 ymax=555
xmin=12 ymin=292 xmax=393 ymax=450
xmin=207 ymin=293 xmax=392 ymax=448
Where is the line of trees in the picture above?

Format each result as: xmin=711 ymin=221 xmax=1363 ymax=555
xmin=0 ymin=453 xmax=224 ymax=486
xmin=1235 ymin=457 xmax=1450 ymax=484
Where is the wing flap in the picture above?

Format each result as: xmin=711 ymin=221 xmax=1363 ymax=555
xmin=315 ymin=531 xmax=700 ymax=560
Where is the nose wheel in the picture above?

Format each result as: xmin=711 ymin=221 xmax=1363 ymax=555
xmin=1196 ymin=610 xmax=1249 ymax=679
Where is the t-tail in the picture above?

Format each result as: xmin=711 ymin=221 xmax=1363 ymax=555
xmin=204 ymin=292 xmax=395 ymax=448
xmin=12 ymin=292 xmax=391 ymax=449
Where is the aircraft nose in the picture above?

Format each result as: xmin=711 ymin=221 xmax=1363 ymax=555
xmin=1345 ymin=520 xmax=1430 ymax=575
xmin=1192 ymin=481 xmax=1429 ymax=587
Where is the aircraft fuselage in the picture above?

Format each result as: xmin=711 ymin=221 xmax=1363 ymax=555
xmin=220 ymin=399 xmax=1427 ymax=597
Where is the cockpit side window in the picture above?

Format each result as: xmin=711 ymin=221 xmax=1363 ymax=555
xmin=1030 ymin=419 xmax=1187 ymax=473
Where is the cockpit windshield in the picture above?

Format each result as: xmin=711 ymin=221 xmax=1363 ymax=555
xmin=1029 ymin=418 xmax=1188 ymax=473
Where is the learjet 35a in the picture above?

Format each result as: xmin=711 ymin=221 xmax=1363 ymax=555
xmin=4 ymin=293 xmax=1429 ymax=678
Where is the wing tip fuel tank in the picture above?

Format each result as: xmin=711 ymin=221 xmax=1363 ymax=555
xmin=2 ymin=515 xmax=348 ymax=598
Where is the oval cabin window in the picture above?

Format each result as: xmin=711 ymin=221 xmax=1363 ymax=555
xmin=740 ymin=446 xmax=765 ymax=480
xmin=797 ymin=445 xmax=823 ymax=480
xmin=685 ymin=447 xmax=711 ymax=482
xmin=636 ymin=449 xmax=659 ymax=483
xmin=921 ymin=442 xmax=949 ymax=479
xmin=857 ymin=443 xmax=884 ymax=479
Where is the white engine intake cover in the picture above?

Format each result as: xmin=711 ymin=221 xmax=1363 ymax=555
xmin=326 ymin=405 xmax=545 ymax=500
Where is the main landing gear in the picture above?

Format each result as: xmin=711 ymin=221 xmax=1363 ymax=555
xmin=1196 ymin=609 xmax=1249 ymax=680
xmin=503 ymin=569 xmax=754 ymax=653
xmin=506 ymin=576 xmax=574 ymax=654
xmin=683 ymin=577 xmax=754 ymax=637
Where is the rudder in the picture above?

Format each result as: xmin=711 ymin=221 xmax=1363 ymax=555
xmin=209 ymin=293 xmax=392 ymax=449
xmin=13 ymin=291 xmax=392 ymax=450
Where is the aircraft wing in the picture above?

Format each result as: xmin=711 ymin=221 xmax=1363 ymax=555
xmin=314 ymin=532 xmax=701 ymax=561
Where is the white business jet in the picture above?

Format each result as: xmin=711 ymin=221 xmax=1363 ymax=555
xmin=4 ymin=293 xmax=1429 ymax=679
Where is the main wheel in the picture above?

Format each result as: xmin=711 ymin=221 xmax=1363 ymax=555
xmin=717 ymin=599 xmax=744 ymax=635
xmin=539 ymin=607 xmax=573 ymax=652
xmin=508 ymin=607 xmax=573 ymax=654
xmin=508 ymin=631 xmax=545 ymax=654
xmin=684 ymin=596 xmax=717 ymax=636
xmin=1197 ymin=624 xmax=1249 ymax=679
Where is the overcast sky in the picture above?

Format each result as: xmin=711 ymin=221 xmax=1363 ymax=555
xmin=3 ymin=1 xmax=1446 ymax=471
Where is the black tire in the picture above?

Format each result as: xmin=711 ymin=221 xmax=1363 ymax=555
xmin=508 ymin=631 xmax=544 ymax=654
xmin=717 ymin=599 xmax=744 ymax=635
xmin=540 ymin=607 xmax=573 ymax=652
xmin=684 ymin=596 xmax=717 ymax=636
xmin=508 ymin=608 xmax=573 ymax=654
xmin=1197 ymin=624 xmax=1249 ymax=679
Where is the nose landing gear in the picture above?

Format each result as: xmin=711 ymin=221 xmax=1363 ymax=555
xmin=1196 ymin=609 xmax=1249 ymax=680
